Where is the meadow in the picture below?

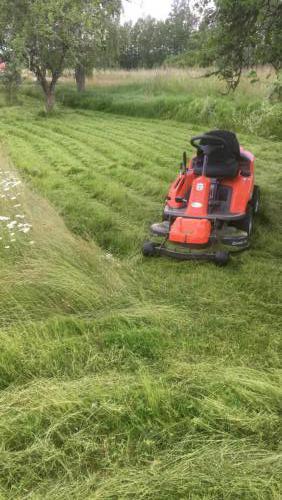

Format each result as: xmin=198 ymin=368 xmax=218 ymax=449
xmin=24 ymin=67 xmax=282 ymax=139
xmin=0 ymin=69 xmax=281 ymax=499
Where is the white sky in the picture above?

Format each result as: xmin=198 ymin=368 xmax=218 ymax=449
xmin=121 ymin=0 xmax=173 ymax=23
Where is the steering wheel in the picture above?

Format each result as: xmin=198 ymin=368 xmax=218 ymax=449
xmin=191 ymin=134 xmax=227 ymax=156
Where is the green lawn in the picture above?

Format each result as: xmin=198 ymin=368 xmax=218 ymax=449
xmin=0 ymin=94 xmax=281 ymax=499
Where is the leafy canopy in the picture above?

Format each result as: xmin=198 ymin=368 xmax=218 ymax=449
xmin=0 ymin=0 xmax=122 ymax=109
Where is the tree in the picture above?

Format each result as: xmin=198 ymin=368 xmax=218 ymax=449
xmin=0 ymin=55 xmax=22 ymax=105
xmin=167 ymin=0 xmax=196 ymax=56
xmin=118 ymin=1 xmax=196 ymax=70
xmin=119 ymin=18 xmax=165 ymax=69
xmin=0 ymin=5 xmax=24 ymax=104
xmin=130 ymin=17 xmax=169 ymax=68
xmin=118 ymin=22 xmax=138 ymax=69
xmin=202 ymin=0 xmax=282 ymax=92
xmin=0 ymin=0 xmax=122 ymax=112
xmin=74 ymin=0 xmax=121 ymax=92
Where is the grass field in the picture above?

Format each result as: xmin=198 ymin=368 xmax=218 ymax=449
xmin=0 ymin=73 xmax=281 ymax=499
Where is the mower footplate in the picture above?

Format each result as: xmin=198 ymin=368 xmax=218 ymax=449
xmin=151 ymin=221 xmax=170 ymax=237
xmin=221 ymin=233 xmax=249 ymax=249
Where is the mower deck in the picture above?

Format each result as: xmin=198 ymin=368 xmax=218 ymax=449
xmin=151 ymin=221 xmax=249 ymax=249
xmin=143 ymin=235 xmax=249 ymax=265
xmin=151 ymin=245 xmax=231 ymax=264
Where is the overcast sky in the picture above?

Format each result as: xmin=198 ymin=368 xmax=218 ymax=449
xmin=121 ymin=0 xmax=173 ymax=23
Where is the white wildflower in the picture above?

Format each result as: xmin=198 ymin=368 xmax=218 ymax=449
xmin=18 ymin=223 xmax=32 ymax=233
xmin=7 ymin=221 xmax=17 ymax=229
xmin=0 ymin=216 xmax=10 ymax=221
xmin=105 ymin=253 xmax=114 ymax=260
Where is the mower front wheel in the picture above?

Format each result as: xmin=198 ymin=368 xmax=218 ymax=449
xmin=214 ymin=251 xmax=230 ymax=266
xmin=142 ymin=241 xmax=158 ymax=257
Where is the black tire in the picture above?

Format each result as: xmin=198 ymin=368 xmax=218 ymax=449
xmin=234 ymin=206 xmax=254 ymax=235
xmin=251 ymin=185 xmax=260 ymax=215
xmin=142 ymin=241 xmax=157 ymax=257
xmin=214 ymin=251 xmax=230 ymax=266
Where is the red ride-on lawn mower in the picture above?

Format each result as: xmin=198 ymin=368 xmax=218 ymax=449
xmin=143 ymin=130 xmax=260 ymax=266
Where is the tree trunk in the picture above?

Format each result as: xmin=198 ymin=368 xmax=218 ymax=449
xmin=45 ymin=90 xmax=55 ymax=113
xmin=75 ymin=64 xmax=86 ymax=92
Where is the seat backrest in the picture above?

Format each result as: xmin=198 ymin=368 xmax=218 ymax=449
xmin=199 ymin=130 xmax=240 ymax=162
xmin=194 ymin=130 xmax=240 ymax=178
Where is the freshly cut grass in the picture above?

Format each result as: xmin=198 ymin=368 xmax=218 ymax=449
xmin=0 ymin=95 xmax=280 ymax=498
xmin=0 ymin=366 xmax=281 ymax=499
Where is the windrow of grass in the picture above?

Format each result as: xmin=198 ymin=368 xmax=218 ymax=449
xmin=0 ymin=155 xmax=129 ymax=319
xmin=0 ymin=96 xmax=281 ymax=498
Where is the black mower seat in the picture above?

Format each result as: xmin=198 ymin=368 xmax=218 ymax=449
xmin=193 ymin=130 xmax=241 ymax=178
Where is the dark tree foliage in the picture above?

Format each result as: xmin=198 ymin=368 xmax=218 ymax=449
xmin=0 ymin=0 xmax=122 ymax=110
xmin=0 ymin=30 xmax=22 ymax=105
xmin=0 ymin=55 xmax=22 ymax=105
xmin=167 ymin=0 xmax=196 ymax=55
xmin=119 ymin=18 xmax=170 ymax=69
xmin=165 ymin=19 xmax=216 ymax=68
xmin=119 ymin=0 xmax=196 ymax=69
xmin=119 ymin=0 xmax=281 ymax=93
xmin=204 ymin=0 xmax=282 ymax=92
xmin=0 ymin=0 xmax=280 ymax=104
xmin=74 ymin=0 xmax=122 ymax=92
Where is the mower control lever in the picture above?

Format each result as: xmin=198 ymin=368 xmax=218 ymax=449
xmin=175 ymin=197 xmax=187 ymax=204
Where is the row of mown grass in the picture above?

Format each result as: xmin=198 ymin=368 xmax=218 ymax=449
xmin=0 ymin=92 xmax=281 ymax=498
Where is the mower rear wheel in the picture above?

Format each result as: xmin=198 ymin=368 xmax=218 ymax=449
xmin=142 ymin=241 xmax=157 ymax=257
xmin=251 ymin=185 xmax=260 ymax=215
xmin=214 ymin=251 xmax=230 ymax=266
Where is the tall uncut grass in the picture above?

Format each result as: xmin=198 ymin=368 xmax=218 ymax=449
xmin=0 ymin=83 xmax=281 ymax=498
xmin=24 ymin=67 xmax=282 ymax=140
